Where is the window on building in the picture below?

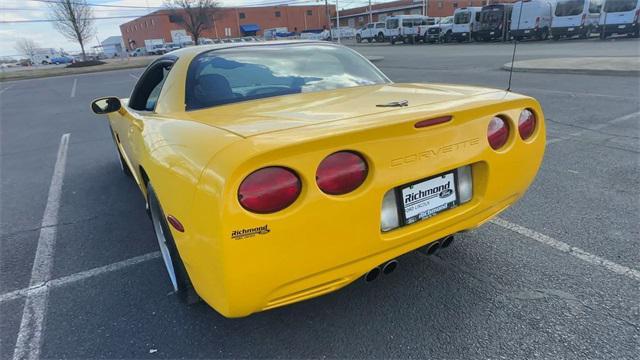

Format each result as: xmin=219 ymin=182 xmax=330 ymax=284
xmin=437 ymin=1 xmax=443 ymax=8
xmin=306 ymin=10 xmax=312 ymax=16
xmin=169 ymin=14 xmax=184 ymax=23
xmin=453 ymin=2 xmax=458 ymax=8
xmin=239 ymin=12 xmax=245 ymax=19
xmin=151 ymin=19 xmax=155 ymax=26
xmin=275 ymin=11 xmax=281 ymax=17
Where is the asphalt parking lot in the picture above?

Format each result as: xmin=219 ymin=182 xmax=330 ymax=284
xmin=1 ymin=38 xmax=639 ymax=359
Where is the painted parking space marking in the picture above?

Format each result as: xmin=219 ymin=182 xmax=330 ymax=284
xmin=0 ymin=84 xmax=14 ymax=94
xmin=491 ymin=217 xmax=640 ymax=282
xmin=70 ymin=79 xmax=77 ymax=98
xmin=13 ymin=133 xmax=70 ymax=360
xmin=0 ymin=252 xmax=160 ymax=304
xmin=547 ymin=110 xmax=640 ymax=144
xmin=129 ymin=73 xmax=140 ymax=80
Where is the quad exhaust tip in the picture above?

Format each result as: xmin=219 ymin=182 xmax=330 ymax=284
xmin=382 ymin=260 xmax=398 ymax=275
xmin=441 ymin=235 xmax=454 ymax=249
xmin=425 ymin=241 xmax=441 ymax=255
xmin=364 ymin=267 xmax=380 ymax=282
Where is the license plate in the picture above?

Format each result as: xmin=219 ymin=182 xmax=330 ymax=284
xmin=618 ymin=25 xmax=626 ymax=29
xmin=568 ymin=27 xmax=575 ymax=31
xmin=400 ymin=172 xmax=457 ymax=225
xmin=524 ymin=30 xmax=530 ymax=34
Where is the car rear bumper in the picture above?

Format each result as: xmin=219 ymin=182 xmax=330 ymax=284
xmin=510 ymin=28 xmax=544 ymax=38
xmin=475 ymin=29 xmax=504 ymax=40
xmin=451 ymin=32 xmax=472 ymax=41
xmin=551 ymin=25 xmax=587 ymax=37
xmin=602 ymin=23 xmax=638 ymax=35
xmin=183 ymin=93 xmax=546 ymax=317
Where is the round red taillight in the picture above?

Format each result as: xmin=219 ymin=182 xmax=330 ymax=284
xmin=238 ymin=167 xmax=301 ymax=214
xmin=487 ymin=116 xmax=509 ymax=150
xmin=316 ymin=151 xmax=368 ymax=195
xmin=518 ymin=109 xmax=536 ymax=140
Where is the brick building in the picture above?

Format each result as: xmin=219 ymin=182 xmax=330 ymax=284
xmin=120 ymin=4 xmax=335 ymax=50
xmin=334 ymin=0 xmax=518 ymax=28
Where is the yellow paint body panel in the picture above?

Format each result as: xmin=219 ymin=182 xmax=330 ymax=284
xmin=102 ymin=42 xmax=545 ymax=317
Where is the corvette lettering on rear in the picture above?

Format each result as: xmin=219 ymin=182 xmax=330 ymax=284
xmin=390 ymin=138 xmax=480 ymax=167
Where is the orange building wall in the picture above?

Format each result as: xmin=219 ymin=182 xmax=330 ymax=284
xmin=120 ymin=5 xmax=334 ymax=50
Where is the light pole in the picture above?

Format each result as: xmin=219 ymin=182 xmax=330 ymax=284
xmin=336 ymin=0 xmax=341 ymax=43
xmin=369 ymin=0 xmax=372 ymax=23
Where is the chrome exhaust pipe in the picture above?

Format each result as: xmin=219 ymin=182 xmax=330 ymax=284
xmin=440 ymin=235 xmax=454 ymax=249
xmin=382 ymin=260 xmax=398 ymax=275
xmin=421 ymin=241 xmax=441 ymax=256
xmin=364 ymin=267 xmax=380 ymax=282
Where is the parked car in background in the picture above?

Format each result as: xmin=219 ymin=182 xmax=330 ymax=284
xmin=130 ymin=47 xmax=146 ymax=57
xmin=165 ymin=43 xmax=181 ymax=52
xmin=420 ymin=16 xmax=455 ymax=43
xmin=599 ymin=0 xmax=640 ymax=38
xmin=145 ymin=39 xmax=167 ymax=55
xmin=386 ymin=15 xmax=431 ymax=44
xmin=511 ymin=0 xmax=556 ymax=40
xmin=476 ymin=3 xmax=514 ymax=41
xmin=356 ymin=22 xmax=387 ymax=43
xmin=49 ymin=56 xmax=74 ymax=65
xmin=551 ymin=0 xmax=602 ymax=39
xmin=452 ymin=7 xmax=483 ymax=42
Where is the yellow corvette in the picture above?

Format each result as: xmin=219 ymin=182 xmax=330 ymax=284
xmin=91 ymin=41 xmax=545 ymax=317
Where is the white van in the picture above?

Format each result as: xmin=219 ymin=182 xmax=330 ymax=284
xmin=510 ymin=0 xmax=555 ymax=40
xmin=356 ymin=22 xmax=387 ymax=43
xmin=419 ymin=16 xmax=454 ymax=43
xmin=551 ymin=0 xmax=603 ymax=39
xmin=452 ymin=7 xmax=483 ymax=42
xmin=386 ymin=15 xmax=430 ymax=44
xmin=599 ymin=0 xmax=640 ymax=38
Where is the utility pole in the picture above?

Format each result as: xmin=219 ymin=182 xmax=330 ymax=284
xmin=423 ymin=0 xmax=428 ymax=17
xmin=336 ymin=0 xmax=341 ymax=43
xmin=325 ymin=0 xmax=333 ymax=41
xmin=369 ymin=0 xmax=372 ymax=23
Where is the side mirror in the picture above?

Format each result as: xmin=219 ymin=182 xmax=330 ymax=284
xmin=91 ymin=97 xmax=121 ymax=114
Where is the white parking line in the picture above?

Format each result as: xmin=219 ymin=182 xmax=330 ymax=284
xmin=547 ymin=110 xmax=640 ymax=145
xmin=491 ymin=217 xmax=640 ymax=282
xmin=129 ymin=73 xmax=140 ymax=80
xmin=0 ymin=252 xmax=161 ymax=304
xmin=70 ymin=79 xmax=77 ymax=98
xmin=0 ymin=84 xmax=14 ymax=94
xmin=13 ymin=133 xmax=70 ymax=360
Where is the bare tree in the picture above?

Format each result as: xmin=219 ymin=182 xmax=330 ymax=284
xmin=15 ymin=38 xmax=40 ymax=61
xmin=165 ymin=0 xmax=220 ymax=45
xmin=48 ymin=0 xmax=95 ymax=61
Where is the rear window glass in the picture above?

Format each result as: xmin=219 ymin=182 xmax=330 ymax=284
xmin=555 ymin=0 xmax=586 ymax=16
xmin=185 ymin=44 xmax=389 ymax=111
xmin=604 ymin=0 xmax=637 ymax=12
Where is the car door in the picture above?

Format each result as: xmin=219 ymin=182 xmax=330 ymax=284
xmin=110 ymin=58 xmax=175 ymax=184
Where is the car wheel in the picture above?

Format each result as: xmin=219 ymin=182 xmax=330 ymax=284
xmin=390 ymin=38 xmax=396 ymax=45
xmin=552 ymin=34 xmax=560 ymax=41
xmin=377 ymin=33 xmax=385 ymax=42
xmin=42 ymin=61 xmax=47 ymax=65
xmin=367 ymin=37 xmax=372 ymax=43
xmin=356 ymin=34 xmax=362 ymax=43
xmin=147 ymin=183 xmax=201 ymax=304
xmin=581 ymin=27 xmax=592 ymax=39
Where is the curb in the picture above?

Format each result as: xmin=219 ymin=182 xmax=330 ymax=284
xmin=502 ymin=63 xmax=640 ymax=77
xmin=0 ymin=61 xmax=151 ymax=83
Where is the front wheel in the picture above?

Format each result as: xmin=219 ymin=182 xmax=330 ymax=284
xmin=377 ymin=33 xmax=385 ymax=42
xmin=367 ymin=37 xmax=372 ymax=43
xmin=147 ymin=183 xmax=201 ymax=304
xmin=356 ymin=34 xmax=362 ymax=43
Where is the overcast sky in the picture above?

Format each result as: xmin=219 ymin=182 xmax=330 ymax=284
xmin=0 ymin=0 xmax=376 ymax=58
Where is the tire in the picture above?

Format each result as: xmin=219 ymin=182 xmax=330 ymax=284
xmin=42 ymin=61 xmax=48 ymax=65
xmin=538 ymin=28 xmax=549 ymax=41
xmin=552 ymin=34 xmax=560 ymax=41
xmin=444 ymin=31 xmax=451 ymax=43
xmin=147 ymin=183 xmax=201 ymax=304
xmin=377 ymin=32 xmax=385 ymax=42
xmin=581 ymin=27 xmax=591 ymax=39
xmin=356 ymin=34 xmax=362 ymax=43
xmin=367 ymin=37 xmax=372 ymax=43
xmin=390 ymin=38 xmax=396 ymax=45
